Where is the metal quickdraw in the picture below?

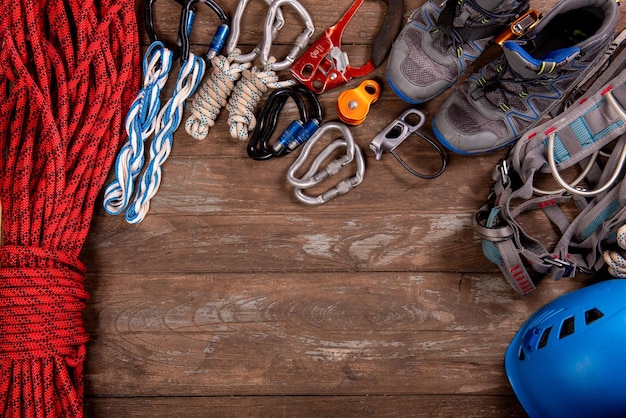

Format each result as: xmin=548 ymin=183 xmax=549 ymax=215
xmin=247 ymin=85 xmax=322 ymax=160
xmin=224 ymin=0 xmax=285 ymax=64
xmin=337 ymin=79 xmax=380 ymax=125
xmin=290 ymin=0 xmax=404 ymax=94
xmin=259 ymin=0 xmax=315 ymax=72
xmin=287 ymin=121 xmax=365 ymax=205
xmin=370 ymin=109 xmax=447 ymax=179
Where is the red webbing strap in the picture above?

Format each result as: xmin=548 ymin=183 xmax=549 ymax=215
xmin=0 ymin=0 xmax=139 ymax=416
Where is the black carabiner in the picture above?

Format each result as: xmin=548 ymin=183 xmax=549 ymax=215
xmin=145 ymin=0 xmax=188 ymax=60
xmin=178 ymin=0 xmax=230 ymax=64
xmin=247 ymin=85 xmax=323 ymax=161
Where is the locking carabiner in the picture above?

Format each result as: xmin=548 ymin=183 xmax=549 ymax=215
xmin=369 ymin=109 xmax=447 ymax=179
xmin=225 ymin=0 xmax=285 ymax=64
xmin=179 ymin=0 xmax=230 ymax=64
xmin=287 ymin=121 xmax=365 ymax=205
xmin=259 ymin=0 xmax=315 ymax=72
xmin=247 ymin=85 xmax=322 ymax=160
xmin=290 ymin=0 xmax=404 ymax=94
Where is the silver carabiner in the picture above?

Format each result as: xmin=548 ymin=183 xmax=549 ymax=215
xmin=260 ymin=0 xmax=315 ymax=71
xmin=225 ymin=0 xmax=285 ymax=64
xmin=287 ymin=121 xmax=365 ymax=205
xmin=369 ymin=109 xmax=446 ymax=179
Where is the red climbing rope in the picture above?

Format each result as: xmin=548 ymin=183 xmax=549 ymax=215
xmin=0 ymin=0 xmax=139 ymax=415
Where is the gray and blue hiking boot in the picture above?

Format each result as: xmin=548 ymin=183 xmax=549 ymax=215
xmin=386 ymin=0 xmax=531 ymax=104
xmin=432 ymin=0 xmax=620 ymax=155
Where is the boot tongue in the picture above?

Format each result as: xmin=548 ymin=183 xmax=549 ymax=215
xmin=502 ymin=40 xmax=581 ymax=79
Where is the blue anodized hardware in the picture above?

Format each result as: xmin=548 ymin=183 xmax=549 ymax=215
xmin=207 ymin=23 xmax=230 ymax=61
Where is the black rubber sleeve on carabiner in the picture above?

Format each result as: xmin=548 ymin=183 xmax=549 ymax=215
xmin=247 ymin=85 xmax=323 ymax=161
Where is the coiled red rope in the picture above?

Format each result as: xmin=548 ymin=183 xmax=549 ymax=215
xmin=0 ymin=0 xmax=139 ymax=415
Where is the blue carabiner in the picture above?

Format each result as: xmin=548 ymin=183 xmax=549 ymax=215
xmin=178 ymin=0 xmax=230 ymax=64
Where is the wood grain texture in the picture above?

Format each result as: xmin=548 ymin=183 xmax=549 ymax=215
xmin=82 ymin=0 xmax=626 ymax=415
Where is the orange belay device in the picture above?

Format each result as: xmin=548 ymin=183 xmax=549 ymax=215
xmin=290 ymin=0 xmax=404 ymax=94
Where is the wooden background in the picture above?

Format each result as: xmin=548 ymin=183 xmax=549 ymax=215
xmin=81 ymin=0 xmax=626 ymax=416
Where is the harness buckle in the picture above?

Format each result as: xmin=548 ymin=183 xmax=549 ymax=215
xmin=542 ymin=255 xmax=575 ymax=277
xmin=290 ymin=0 xmax=404 ymax=93
xmin=493 ymin=9 xmax=541 ymax=45
xmin=497 ymin=159 xmax=510 ymax=188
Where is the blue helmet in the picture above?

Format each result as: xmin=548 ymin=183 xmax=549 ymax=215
xmin=505 ymin=279 xmax=626 ymax=418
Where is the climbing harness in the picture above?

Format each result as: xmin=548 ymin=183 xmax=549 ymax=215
xmin=226 ymin=0 xmax=315 ymax=141
xmin=225 ymin=0 xmax=286 ymax=64
xmin=126 ymin=0 xmax=230 ymax=223
xmin=0 ymin=0 xmax=140 ymax=414
xmin=290 ymin=0 xmax=404 ymax=93
xmin=287 ymin=121 xmax=366 ymax=205
xmin=103 ymin=0 xmax=184 ymax=216
xmin=474 ymin=51 xmax=626 ymax=295
xmin=247 ymin=85 xmax=323 ymax=160
xmin=337 ymin=79 xmax=381 ymax=125
xmin=259 ymin=0 xmax=315 ymax=72
xmin=370 ymin=109 xmax=447 ymax=179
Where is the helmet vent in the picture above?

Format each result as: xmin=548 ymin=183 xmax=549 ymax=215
xmin=559 ymin=316 xmax=575 ymax=339
xmin=584 ymin=307 xmax=604 ymax=325
xmin=538 ymin=326 xmax=552 ymax=349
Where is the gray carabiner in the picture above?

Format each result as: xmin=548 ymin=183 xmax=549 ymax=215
xmin=225 ymin=0 xmax=285 ymax=64
xmin=370 ymin=109 xmax=447 ymax=179
xmin=287 ymin=121 xmax=365 ymax=205
xmin=260 ymin=0 xmax=315 ymax=71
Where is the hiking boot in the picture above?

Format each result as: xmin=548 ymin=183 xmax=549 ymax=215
xmin=386 ymin=0 xmax=531 ymax=104
xmin=432 ymin=0 xmax=620 ymax=155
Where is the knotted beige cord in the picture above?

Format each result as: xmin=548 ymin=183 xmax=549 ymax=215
xmin=604 ymin=224 xmax=626 ymax=278
xmin=185 ymin=49 xmax=251 ymax=140
xmin=226 ymin=57 xmax=295 ymax=141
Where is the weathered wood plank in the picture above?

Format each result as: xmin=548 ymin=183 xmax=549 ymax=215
xmin=83 ymin=272 xmax=585 ymax=397
xmin=83 ymin=207 xmax=572 ymax=274
xmin=85 ymin=395 xmax=527 ymax=417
